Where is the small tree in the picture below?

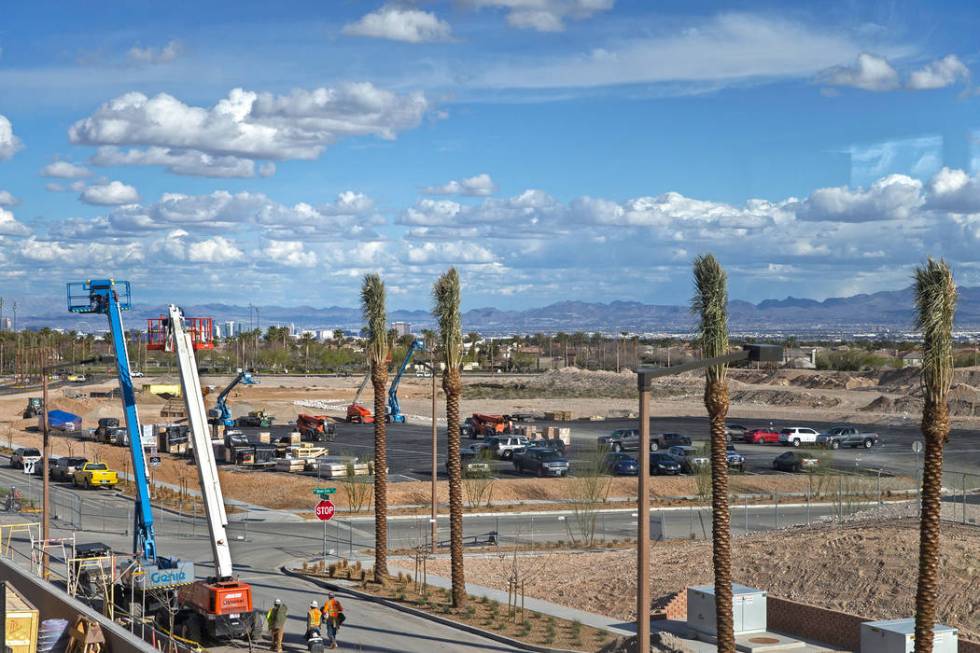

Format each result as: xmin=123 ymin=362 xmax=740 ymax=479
xmin=570 ymin=445 xmax=613 ymax=548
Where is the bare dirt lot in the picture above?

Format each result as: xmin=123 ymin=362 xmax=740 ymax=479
xmin=419 ymin=518 xmax=980 ymax=641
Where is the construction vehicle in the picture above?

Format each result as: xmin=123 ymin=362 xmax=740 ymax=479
xmin=151 ymin=306 xmax=263 ymax=642
xmin=387 ymin=339 xmax=424 ymax=424
xmin=206 ymin=369 xmax=255 ymax=429
xmin=345 ymin=372 xmax=374 ymax=423
xmin=235 ymin=409 xmax=274 ymax=428
xmin=296 ymin=414 xmax=336 ymax=442
xmin=68 ymin=280 xmax=194 ymax=616
xmin=463 ymin=413 xmax=509 ymax=439
xmin=94 ymin=417 xmax=120 ymax=442
xmin=22 ymin=398 xmax=42 ymax=419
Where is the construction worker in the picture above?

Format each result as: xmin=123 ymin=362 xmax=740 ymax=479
xmin=306 ymin=600 xmax=322 ymax=633
xmin=321 ymin=592 xmax=344 ymax=649
xmin=267 ymin=598 xmax=288 ymax=653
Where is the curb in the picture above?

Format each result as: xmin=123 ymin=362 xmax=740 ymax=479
xmin=280 ymin=566 xmax=587 ymax=653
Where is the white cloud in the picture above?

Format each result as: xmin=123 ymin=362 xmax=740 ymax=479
xmin=794 ymin=175 xmax=925 ymax=222
xmin=464 ymin=0 xmax=614 ymax=32
xmin=91 ymin=146 xmax=263 ymax=178
xmin=0 ymin=208 xmax=30 ymax=236
xmin=423 ymin=173 xmax=497 ymax=196
xmin=260 ymin=240 xmax=317 ymax=267
xmin=80 ymin=181 xmax=140 ymax=206
xmin=187 ymin=236 xmax=243 ymax=263
xmin=128 ymin=40 xmax=182 ymax=64
xmin=343 ymin=6 xmax=452 ymax=43
xmin=927 ymin=167 xmax=980 ymax=213
xmin=404 ymin=241 xmax=497 ymax=264
xmin=0 ymin=191 xmax=17 ymax=206
xmin=0 ymin=114 xmax=22 ymax=160
xmin=907 ymin=54 xmax=970 ymax=90
xmin=476 ymin=14 xmax=904 ymax=89
xmin=68 ymin=85 xmax=430 ymax=177
xmin=41 ymin=160 xmax=91 ymax=178
xmin=818 ymin=52 xmax=899 ymax=91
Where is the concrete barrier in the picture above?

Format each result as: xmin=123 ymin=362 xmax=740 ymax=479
xmin=0 ymin=557 xmax=159 ymax=653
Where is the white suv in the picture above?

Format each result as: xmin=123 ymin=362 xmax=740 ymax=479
xmin=779 ymin=427 xmax=820 ymax=447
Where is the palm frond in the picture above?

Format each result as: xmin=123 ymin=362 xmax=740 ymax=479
xmin=432 ymin=268 xmax=463 ymax=370
xmin=360 ymin=273 xmax=388 ymax=366
xmin=691 ymin=254 xmax=729 ymax=382
xmin=914 ymin=258 xmax=956 ymax=401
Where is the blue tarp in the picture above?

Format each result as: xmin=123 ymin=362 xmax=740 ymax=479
xmin=46 ymin=410 xmax=81 ymax=431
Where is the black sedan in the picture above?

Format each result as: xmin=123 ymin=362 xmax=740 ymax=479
xmin=772 ymin=451 xmax=820 ymax=473
xmin=649 ymin=452 xmax=682 ymax=475
xmin=604 ymin=452 xmax=639 ymax=476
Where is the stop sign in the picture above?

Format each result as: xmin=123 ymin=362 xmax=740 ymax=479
xmin=315 ymin=499 xmax=335 ymax=521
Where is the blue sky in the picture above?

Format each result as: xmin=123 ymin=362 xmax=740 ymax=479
xmin=1 ymin=0 xmax=980 ymax=311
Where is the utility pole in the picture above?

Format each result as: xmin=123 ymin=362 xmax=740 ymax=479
xmin=429 ymin=359 xmax=438 ymax=550
xmin=41 ymin=364 xmax=50 ymax=579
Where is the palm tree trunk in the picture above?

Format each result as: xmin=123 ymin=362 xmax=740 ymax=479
xmin=372 ymin=364 xmax=389 ymax=582
xmin=444 ymin=368 xmax=466 ymax=607
xmin=707 ymin=379 xmax=734 ymax=653
xmin=914 ymin=400 xmax=948 ymax=653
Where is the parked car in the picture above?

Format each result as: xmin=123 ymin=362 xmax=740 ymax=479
xmin=598 ymin=428 xmax=639 ymax=453
xmin=725 ymin=424 xmax=748 ymax=441
xmin=743 ymin=428 xmax=780 ymax=444
xmin=816 ymin=426 xmax=880 ymax=449
xmin=778 ymin=427 xmax=820 ymax=447
xmin=524 ymin=439 xmax=566 ymax=454
xmin=604 ymin=452 xmax=639 ymax=476
xmin=649 ymin=452 xmax=682 ymax=475
xmin=72 ymin=462 xmax=119 ymax=489
xmin=487 ymin=436 xmax=529 ymax=460
xmin=651 ymin=433 xmax=692 ymax=451
xmin=32 ymin=456 xmax=58 ymax=477
xmin=512 ymin=449 xmax=569 ymax=477
xmin=772 ymin=451 xmax=820 ymax=473
xmin=448 ymin=445 xmax=493 ymax=476
xmin=667 ymin=445 xmax=709 ymax=473
xmin=726 ymin=444 xmax=745 ymax=471
xmin=131 ymin=371 xmax=145 ymax=378
xmin=53 ymin=456 xmax=89 ymax=482
xmin=10 ymin=447 xmax=41 ymax=470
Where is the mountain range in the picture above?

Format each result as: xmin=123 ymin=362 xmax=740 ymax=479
xmin=13 ymin=285 xmax=980 ymax=335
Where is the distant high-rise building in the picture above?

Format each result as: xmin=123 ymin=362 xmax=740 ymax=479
xmin=0 ymin=317 xmax=11 ymax=332
xmin=223 ymin=320 xmax=237 ymax=338
xmin=392 ymin=321 xmax=412 ymax=337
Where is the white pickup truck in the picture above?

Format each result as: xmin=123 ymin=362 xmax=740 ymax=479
xmin=778 ymin=427 xmax=821 ymax=447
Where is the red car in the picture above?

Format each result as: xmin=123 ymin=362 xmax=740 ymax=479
xmin=744 ymin=428 xmax=780 ymax=444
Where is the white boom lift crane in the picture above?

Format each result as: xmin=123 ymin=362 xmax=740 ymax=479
xmin=157 ymin=305 xmax=262 ymax=642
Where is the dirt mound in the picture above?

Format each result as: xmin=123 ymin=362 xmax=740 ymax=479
xmin=877 ymin=367 xmax=920 ymax=390
xmin=862 ymin=387 xmax=980 ymax=417
xmin=732 ymin=389 xmax=840 ymax=408
xmin=797 ymin=373 xmax=876 ymax=390
xmin=861 ymin=395 xmax=922 ymax=415
xmin=465 ymin=367 xmax=696 ymax=400
xmin=599 ymin=632 xmax=693 ymax=653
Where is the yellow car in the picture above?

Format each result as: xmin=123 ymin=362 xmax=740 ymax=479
xmin=72 ymin=463 xmax=119 ymax=489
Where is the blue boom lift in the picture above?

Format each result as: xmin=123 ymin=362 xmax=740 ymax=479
xmin=387 ymin=339 xmax=424 ymax=424
xmin=67 ymin=280 xmax=192 ymax=583
xmin=207 ymin=369 xmax=255 ymax=429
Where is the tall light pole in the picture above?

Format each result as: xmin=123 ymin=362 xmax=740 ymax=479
xmin=419 ymin=359 xmax=438 ymax=549
xmin=634 ymin=344 xmax=782 ymax=648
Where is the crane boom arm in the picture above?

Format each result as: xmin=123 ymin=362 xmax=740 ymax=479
xmin=69 ymin=280 xmax=157 ymax=561
xmin=387 ymin=339 xmax=424 ymax=421
xmin=167 ymin=305 xmax=234 ymax=580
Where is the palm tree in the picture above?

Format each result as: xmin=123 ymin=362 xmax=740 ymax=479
xmin=913 ymin=258 xmax=956 ymax=653
xmin=691 ymin=254 xmax=735 ymax=653
xmin=433 ymin=268 xmax=466 ymax=608
xmin=361 ymin=273 xmax=390 ymax=582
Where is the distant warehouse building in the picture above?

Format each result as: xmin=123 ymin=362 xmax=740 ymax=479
xmin=901 ymin=351 xmax=924 ymax=368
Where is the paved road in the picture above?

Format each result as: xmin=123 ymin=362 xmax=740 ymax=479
xmin=242 ymin=412 xmax=980 ymax=482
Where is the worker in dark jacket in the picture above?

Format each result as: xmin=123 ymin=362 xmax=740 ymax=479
xmin=267 ymin=599 xmax=288 ymax=652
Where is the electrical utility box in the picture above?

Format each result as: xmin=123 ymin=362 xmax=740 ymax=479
xmin=687 ymin=584 xmax=767 ymax=638
xmin=861 ymin=619 xmax=958 ymax=653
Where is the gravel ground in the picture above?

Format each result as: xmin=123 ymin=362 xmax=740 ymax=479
xmin=421 ymin=518 xmax=980 ymax=641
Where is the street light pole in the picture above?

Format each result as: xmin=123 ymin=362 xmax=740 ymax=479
xmin=41 ymin=368 xmax=50 ymax=579
xmin=634 ymin=344 xmax=782 ymax=647
xmin=636 ymin=381 xmax=651 ymax=648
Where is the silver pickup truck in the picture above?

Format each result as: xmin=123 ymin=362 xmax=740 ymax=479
xmin=816 ymin=426 xmax=879 ymax=449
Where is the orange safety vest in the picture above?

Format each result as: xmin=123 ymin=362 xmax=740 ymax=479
xmin=323 ymin=598 xmax=342 ymax=618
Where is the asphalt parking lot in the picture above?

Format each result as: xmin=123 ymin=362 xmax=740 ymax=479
xmin=241 ymin=412 xmax=980 ymax=482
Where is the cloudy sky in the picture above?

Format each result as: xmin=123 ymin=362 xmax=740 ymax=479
xmin=1 ymin=0 xmax=980 ymax=311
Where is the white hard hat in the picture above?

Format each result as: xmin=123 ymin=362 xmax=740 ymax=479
xmin=310 ymin=601 xmax=318 ymax=608
xmin=274 ymin=598 xmax=282 ymax=605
